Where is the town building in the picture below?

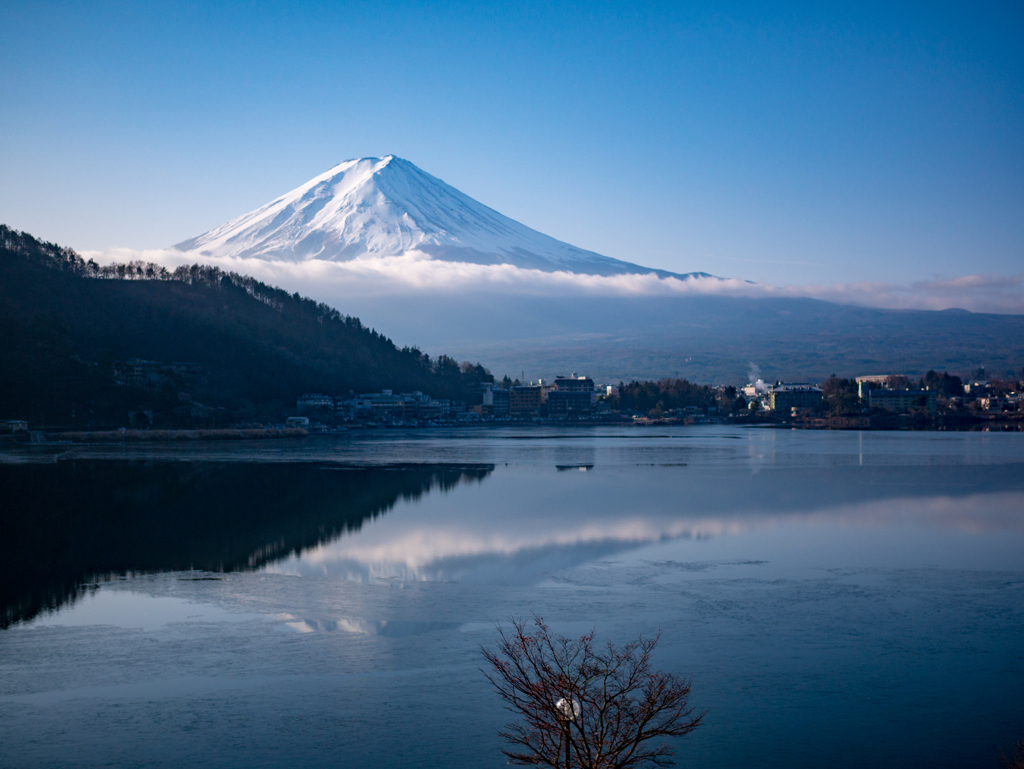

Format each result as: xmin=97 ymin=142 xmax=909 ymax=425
xmin=1 ymin=420 xmax=29 ymax=442
xmin=373 ymin=400 xmax=406 ymax=420
xmin=510 ymin=385 xmax=544 ymax=415
xmin=350 ymin=391 xmax=404 ymax=420
xmin=297 ymin=393 xmax=334 ymax=418
xmin=552 ymin=374 xmax=595 ymax=396
xmin=336 ymin=396 xmax=374 ymax=419
xmin=979 ymin=395 xmax=1018 ymax=413
xmin=769 ymin=383 xmax=824 ymax=413
xmin=332 ymin=390 xmax=459 ymax=422
xmin=855 ymin=375 xmax=893 ymax=399
xmin=741 ymin=383 xmax=770 ymax=410
xmin=868 ymin=389 xmax=937 ymax=414
xmin=491 ymin=388 xmax=511 ymax=418
xmin=418 ymin=399 xmax=447 ymax=420
xmin=547 ymin=374 xmax=596 ymax=416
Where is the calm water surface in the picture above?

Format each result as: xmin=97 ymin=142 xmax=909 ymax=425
xmin=1 ymin=426 xmax=1022 ymax=768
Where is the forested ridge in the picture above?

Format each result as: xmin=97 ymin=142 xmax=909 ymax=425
xmin=0 ymin=225 xmax=492 ymax=427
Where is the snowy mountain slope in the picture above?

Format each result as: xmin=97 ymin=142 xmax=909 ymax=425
xmin=174 ymin=156 xmax=711 ymax=279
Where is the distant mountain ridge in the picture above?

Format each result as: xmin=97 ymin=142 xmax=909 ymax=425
xmin=174 ymin=155 xmax=712 ymax=280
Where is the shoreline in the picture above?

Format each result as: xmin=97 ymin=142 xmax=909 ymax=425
xmin=4 ymin=415 xmax=1023 ymax=446
xmin=53 ymin=427 xmax=310 ymax=443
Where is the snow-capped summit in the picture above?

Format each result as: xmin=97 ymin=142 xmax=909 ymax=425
xmin=174 ymin=156 xmax=710 ymax=279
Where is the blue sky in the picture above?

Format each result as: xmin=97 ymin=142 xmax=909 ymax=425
xmin=1 ymin=0 xmax=1021 ymax=286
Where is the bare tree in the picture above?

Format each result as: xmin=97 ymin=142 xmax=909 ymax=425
xmin=482 ymin=616 xmax=703 ymax=768
xmin=1001 ymin=737 xmax=1024 ymax=769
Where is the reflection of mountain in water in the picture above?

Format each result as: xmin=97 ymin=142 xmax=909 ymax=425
xmin=0 ymin=461 xmax=492 ymax=627
xmin=271 ymin=461 xmax=1024 ymax=585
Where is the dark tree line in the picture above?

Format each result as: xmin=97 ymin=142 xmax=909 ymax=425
xmin=819 ymin=376 xmax=860 ymax=414
xmin=921 ymin=370 xmax=964 ymax=397
xmin=607 ymin=378 xmax=720 ymax=416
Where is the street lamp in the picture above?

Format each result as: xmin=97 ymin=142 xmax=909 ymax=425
xmin=555 ymin=697 xmax=581 ymax=768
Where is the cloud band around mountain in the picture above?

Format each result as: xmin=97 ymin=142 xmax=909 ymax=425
xmin=84 ymin=247 xmax=1024 ymax=315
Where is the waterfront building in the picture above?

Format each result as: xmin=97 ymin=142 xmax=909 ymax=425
xmin=551 ymin=374 xmax=595 ymax=395
xmin=491 ymin=388 xmax=511 ymax=418
xmin=546 ymin=374 xmax=596 ymax=416
xmin=510 ymin=385 xmax=544 ymax=415
xmin=297 ymin=393 xmax=334 ymax=417
xmin=769 ymin=383 xmax=824 ymax=412
xmin=855 ymin=375 xmax=893 ymax=399
xmin=868 ymin=388 xmax=937 ymax=414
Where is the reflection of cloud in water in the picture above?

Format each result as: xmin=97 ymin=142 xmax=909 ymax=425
xmin=264 ymin=491 xmax=1024 ymax=583
xmin=274 ymin=614 xmax=460 ymax=636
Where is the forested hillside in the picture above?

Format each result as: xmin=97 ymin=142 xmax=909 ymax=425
xmin=0 ymin=225 xmax=492 ymax=427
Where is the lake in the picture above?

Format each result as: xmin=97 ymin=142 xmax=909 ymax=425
xmin=1 ymin=426 xmax=1022 ymax=767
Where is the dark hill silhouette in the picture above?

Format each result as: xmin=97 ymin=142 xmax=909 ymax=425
xmin=0 ymin=460 xmax=493 ymax=627
xmin=0 ymin=225 xmax=492 ymax=427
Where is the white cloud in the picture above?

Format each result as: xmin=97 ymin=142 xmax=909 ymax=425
xmin=81 ymin=248 xmax=1024 ymax=314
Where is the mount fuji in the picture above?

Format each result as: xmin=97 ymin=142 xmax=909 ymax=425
xmin=163 ymin=156 xmax=1024 ymax=383
xmin=174 ymin=155 xmax=710 ymax=280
